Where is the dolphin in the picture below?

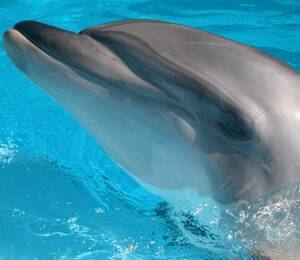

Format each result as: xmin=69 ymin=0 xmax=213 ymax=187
xmin=3 ymin=20 xmax=300 ymax=203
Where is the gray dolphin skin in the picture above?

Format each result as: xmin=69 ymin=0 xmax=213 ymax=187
xmin=2 ymin=20 xmax=300 ymax=203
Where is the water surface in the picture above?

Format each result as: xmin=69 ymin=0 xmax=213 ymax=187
xmin=1 ymin=0 xmax=300 ymax=259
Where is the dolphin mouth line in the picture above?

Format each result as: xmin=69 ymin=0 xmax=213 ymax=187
xmin=10 ymin=23 xmax=198 ymax=121
xmin=11 ymin=22 xmax=198 ymax=121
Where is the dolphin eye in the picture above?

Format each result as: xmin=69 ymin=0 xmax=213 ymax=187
xmin=218 ymin=116 xmax=253 ymax=142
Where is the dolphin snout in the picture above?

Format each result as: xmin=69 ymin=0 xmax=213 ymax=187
xmin=12 ymin=20 xmax=86 ymax=63
xmin=13 ymin=20 xmax=62 ymax=46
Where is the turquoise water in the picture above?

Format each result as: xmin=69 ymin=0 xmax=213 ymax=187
xmin=1 ymin=0 xmax=300 ymax=259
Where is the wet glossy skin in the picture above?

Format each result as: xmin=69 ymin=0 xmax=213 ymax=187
xmin=3 ymin=20 xmax=300 ymax=203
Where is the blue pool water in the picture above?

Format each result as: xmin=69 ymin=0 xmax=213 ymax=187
xmin=1 ymin=0 xmax=300 ymax=259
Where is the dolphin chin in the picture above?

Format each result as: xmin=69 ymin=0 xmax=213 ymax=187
xmin=3 ymin=20 xmax=300 ymax=203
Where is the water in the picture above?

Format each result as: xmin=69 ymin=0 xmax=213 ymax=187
xmin=1 ymin=0 xmax=300 ymax=259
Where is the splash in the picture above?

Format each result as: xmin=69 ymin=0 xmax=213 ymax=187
xmin=0 ymin=140 xmax=19 ymax=164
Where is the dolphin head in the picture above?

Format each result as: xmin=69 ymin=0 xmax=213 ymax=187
xmin=3 ymin=20 xmax=300 ymax=203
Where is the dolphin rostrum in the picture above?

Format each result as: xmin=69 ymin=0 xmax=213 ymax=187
xmin=3 ymin=20 xmax=300 ymax=203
